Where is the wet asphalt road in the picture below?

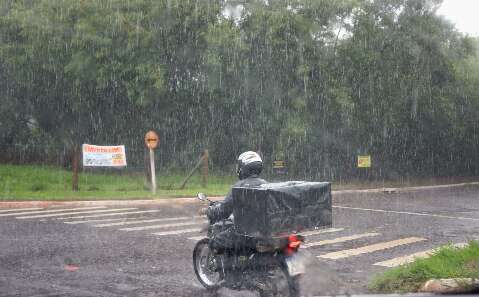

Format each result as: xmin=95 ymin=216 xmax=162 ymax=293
xmin=1 ymin=185 xmax=479 ymax=297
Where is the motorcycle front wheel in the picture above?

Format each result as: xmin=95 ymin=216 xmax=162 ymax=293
xmin=192 ymin=238 xmax=224 ymax=290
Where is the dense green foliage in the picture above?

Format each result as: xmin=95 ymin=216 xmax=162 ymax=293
xmin=1 ymin=0 xmax=478 ymax=179
xmin=369 ymin=241 xmax=479 ymax=293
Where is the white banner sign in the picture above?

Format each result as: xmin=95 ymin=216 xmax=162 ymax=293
xmin=82 ymin=144 xmax=127 ymax=167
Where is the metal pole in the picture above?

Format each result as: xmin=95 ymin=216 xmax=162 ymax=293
xmin=150 ymin=148 xmax=156 ymax=194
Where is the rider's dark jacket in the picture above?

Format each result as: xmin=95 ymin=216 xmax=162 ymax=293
xmin=206 ymin=174 xmax=267 ymax=223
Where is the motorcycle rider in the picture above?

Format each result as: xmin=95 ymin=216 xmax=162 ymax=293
xmin=204 ymin=151 xmax=267 ymax=253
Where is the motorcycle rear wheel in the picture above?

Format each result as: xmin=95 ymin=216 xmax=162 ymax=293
xmin=193 ymin=238 xmax=224 ymax=290
xmin=258 ymin=265 xmax=300 ymax=297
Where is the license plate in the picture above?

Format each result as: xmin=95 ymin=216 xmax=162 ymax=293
xmin=285 ymin=253 xmax=305 ymax=276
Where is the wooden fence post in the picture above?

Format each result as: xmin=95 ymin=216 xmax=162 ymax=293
xmin=180 ymin=150 xmax=209 ymax=189
xmin=201 ymin=150 xmax=209 ymax=188
xmin=72 ymin=145 xmax=80 ymax=191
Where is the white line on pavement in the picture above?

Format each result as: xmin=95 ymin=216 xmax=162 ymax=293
xmin=317 ymin=237 xmax=427 ymax=260
xmin=152 ymin=228 xmax=202 ymax=236
xmin=0 ymin=207 xmax=106 ymax=217
xmin=58 ymin=210 xmax=160 ymax=220
xmin=16 ymin=208 xmax=138 ymax=219
xmin=0 ymin=208 xmax=43 ymax=213
xmin=299 ymin=228 xmax=344 ymax=237
xmin=373 ymin=242 xmax=468 ymax=267
xmin=188 ymin=236 xmax=207 ymax=241
xmin=64 ymin=218 xmax=128 ymax=224
xmin=303 ymin=233 xmax=380 ymax=248
xmin=119 ymin=221 xmax=205 ymax=232
xmin=334 ymin=206 xmax=479 ymax=221
xmin=94 ymin=216 xmax=191 ymax=227
xmin=186 ymin=228 xmax=345 ymax=242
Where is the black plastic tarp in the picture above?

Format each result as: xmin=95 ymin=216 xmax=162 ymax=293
xmin=232 ymin=181 xmax=332 ymax=237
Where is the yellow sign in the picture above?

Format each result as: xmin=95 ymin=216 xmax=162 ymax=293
xmin=273 ymin=160 xmax=285 ymax=169
xmin=358 ymin=155 xmax=371 ymax=168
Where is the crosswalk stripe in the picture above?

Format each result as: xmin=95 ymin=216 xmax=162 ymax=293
xmin=58 ymin=210 xmax=160 ymax=220
xmin=317 ymin=237 xmax=427 ymax=260
xmin=299 ymin=228 xmax=344 ymax=237
xmin=94 ymin=216 xmax=191 ymax=227
xmin=188 ymin=228 xmax=344 ymax=241
xmin=0 ymin=207 xmax=106 ymax=217
xmin=64 ymin=218 xmax=129 ymax=224
xmin=303 ymin=233 xmax=380 ymax=248
xmin=119 ymin=221 xmax=204 ymax=232
xmin=334 ymin=205 xmax=479 ymax=222
xmin=152 ymin=228 xmax=202 ymax=236
xmin=16 ymin=208 xmax=138 ymax=219
xmin=185 ymin=228 xmax=344 ymax=241
xmin=0 ymin=208 xmax=43 ymax=213
xmin=188 ymin=236 xmax=207 ymax=241
xmin=373 ymin=242 xmax=468 ymax=267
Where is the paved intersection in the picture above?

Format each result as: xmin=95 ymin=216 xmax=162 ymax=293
xmin=1 ymin=185 xmax=478 ymax=296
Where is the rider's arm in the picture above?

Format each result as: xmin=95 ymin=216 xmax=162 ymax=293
xmin=206 ymin=190 xmax=233 ymax=223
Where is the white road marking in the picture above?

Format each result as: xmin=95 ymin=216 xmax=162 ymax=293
xmin=119 ymin=221 xmax=204 ymax=231
xmin=185 ymin=228 xmax=344 ymax=241
xmin=16 ymin=208 xmax=138 ymax=219
xmin=152 ymin=228 xmax=202 ymax=236
xmin=94 ymin=216 xmax=191 ymax=227
xmin=188 ymin=236 xmax=207 ymax=241
xmin=0 ymin=208 xmax=43 ymax=213
xmin=58 ymin=210 xmax=160 ymax=220
xmin=64 ymin=218 xmax=128 ymax=224
xmin=299 ymin=228 xmax=344 ymax=237
xmin=0 ymin=207 xmax=106 ymax=217
xmin=317 ymin=237 xmax=427 ymax=260
xmin=334 ymin=205 xmax=479 ymax=222
xmin=303 ymin=233 xmax=380 ymax=248
xmin=373 ymin=242 xmax=468 ymax=267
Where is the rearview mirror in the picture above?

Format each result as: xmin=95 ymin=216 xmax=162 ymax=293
xmin=197 ymin=193 xmax=207 ymax=201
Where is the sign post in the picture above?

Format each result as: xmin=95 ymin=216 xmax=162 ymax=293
xmin=145 ymin=131 xmax=159 ymax=194
xmin=149 ymin=149 xmax=156 ymax=194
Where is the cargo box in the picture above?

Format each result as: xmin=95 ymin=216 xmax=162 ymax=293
xmin=232 ymin=181 xmax=332 ymax=237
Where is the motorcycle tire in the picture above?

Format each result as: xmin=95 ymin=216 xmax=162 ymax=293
xmin=258 ymin=264 xmax=300 ymax=297
xmin=192 ymin=238 xmax=224 ymax=290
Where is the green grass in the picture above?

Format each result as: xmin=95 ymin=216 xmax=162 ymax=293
xmin=1 ymin=164 xmax=478 ymax=201
xmin=0 ymin=164 xmax=235 ymax=200
xmin=369 ymin=241 xmax=479 ymax=293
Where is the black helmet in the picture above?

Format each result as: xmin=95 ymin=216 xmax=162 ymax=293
xmin=236 ymin=151 xmax=263 ymax=180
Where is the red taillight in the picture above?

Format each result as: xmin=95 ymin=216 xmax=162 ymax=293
xmin=288 ymin=235 xmax=302 ymax=248
xmin=284 ymin=234 xmax=303 ymax=255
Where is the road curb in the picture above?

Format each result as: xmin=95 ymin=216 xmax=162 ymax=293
xmin=332 ymin=181 xmax=479 ymax=195
xmin=317 ymin=295 xmax=467 ymax=297
xmin=419 ymin=278 xmax=479 ymax=294
xmin=0 ymin=198 xmax=201 ymax=208
xmin=0 ymin=181 xmax=478 ymax=208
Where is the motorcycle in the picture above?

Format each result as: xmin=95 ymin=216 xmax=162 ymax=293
xmin=192 ymin=193 xmax=306 ymax=297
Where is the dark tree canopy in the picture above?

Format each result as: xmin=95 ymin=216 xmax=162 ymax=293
xmin=0 ymin=0 xmax=478 ymax=179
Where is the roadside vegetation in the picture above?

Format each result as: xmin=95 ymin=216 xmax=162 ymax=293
xmin=369 ymin=241 xmax=479 ymax=293
xmin=1 ymin=1 xmax=479 ymax=181
xmin=0 ymin=164 xmax=235 ymax=200
xmin=1 ymin=164 xmax=478 ymax=200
